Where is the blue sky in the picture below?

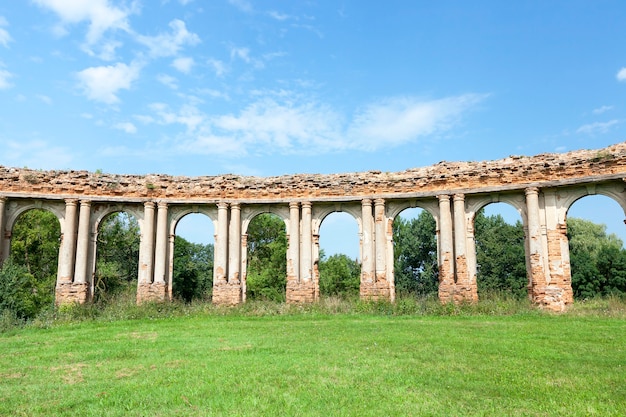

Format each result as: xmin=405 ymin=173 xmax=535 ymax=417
xmin=1 ymin=1 xmax=626 ymax=253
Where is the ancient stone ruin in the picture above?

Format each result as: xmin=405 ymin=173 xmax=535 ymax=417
xmin=1 ymin=142 xmax=625 ymax=311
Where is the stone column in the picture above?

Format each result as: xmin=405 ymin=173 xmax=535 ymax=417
xmin=360 ymin=199 xmax=374 ymax=285
xmin=374 ymin=199 xmax=387 ymax=282
xmin=453 ymin=194 xmax=476 ymax=302
xmin=228 ymin=203 xmax=241 ymax=284
xmin=57 ymin=199 xmax=78 ymax=284
xmin=137 ymin=202 xmax=156 ymax=303
xmin=70 ymin=200 xmax=91 ymax=303
xmin=241 ymin=233 xmax=248 ymax=302
xmin=167 ymin=232 xmax=175 ymax=300
xmin=287 ymin=201 xmax=315 ymax=303
xmin=525 ymin=188 xmax=549 ymax=307
xmin=214 ymin=202 xmax=229 ymax=285
xmin=437 ymin=195 xmax=455 ymax=302
xmin=287 ymin=202 xmax=300 ymax=283
xmin=300 ymin=202 xmax=312 ymax=282
xmin=543 ymin=190 xmax=573 ymax=306
xmin=56 ymin=199 xmax=78 ymax=304
xmin=0 ymin=196 xmax=6 ymax=263
xmin=151 ymin=201 xmax=169 ymax=301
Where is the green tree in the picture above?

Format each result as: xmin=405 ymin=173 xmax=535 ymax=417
xmin=568 ymin=217 xmax=626 ymax=298
xmin=0 ymin=260 xmax=49 ymax=319
xmin=172 ymin=236 xmax=214 ymax=302
xmin=392 ymin=211 xmax=438 ymax=295
xmin=318 ymin=252 xmax=360 ymax=297
xmin=7 ymin=209 xmax=61 ymax=312
xmin=474 ymin=209 xmax=527 ymax=298
xmin=246 ymin=214 xmax=287 ymax=301
xmin=94 ymin=212 xmax=140 ymax=299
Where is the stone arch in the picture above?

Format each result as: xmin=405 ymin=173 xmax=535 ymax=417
xmin=241 ymin=204 xmax=289 ymax=236
xmin=387 ymin=198 xmax=440 ymax=224
xmin=169 ymin=204 xmax=217 ymax=238
xmin=5 ymin=199 xmax=65 ymax=236
xmin=470 ymin=199 xmax=528 ymax=299
xmin=314 ymin=204 xmax=362 ymax=298
xmin=90 ymin=204 xmax=142 ymax=301
xmin=243 ymin=209 xmax=288 ymax=302
xmin=561 ymin=182 xmax=626 ymax=221
xmin=391 ymin=205 xmax=439 ymax=296
xmin=168 ymin=207 xmax=216 ymax=302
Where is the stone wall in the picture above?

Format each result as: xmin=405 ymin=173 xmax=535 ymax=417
xmin=1 ymin=143 xmax=625 ymax=202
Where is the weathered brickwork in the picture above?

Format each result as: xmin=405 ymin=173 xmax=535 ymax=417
xmin=1 ymin=143 xmax=625 ymax=202
xmin=1 ymin=143 xmax=625 ymax=311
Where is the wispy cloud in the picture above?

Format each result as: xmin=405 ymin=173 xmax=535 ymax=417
xmin=0 ymin=62 xmax=13 ymax=89
xmin=0 ymin=16 xmax=12 ymax=48
xmin=36 ymin=94 xmax=52 ymax=104
xmin=138 ymin=92 xmax=487 ymax=156
xmin=113 ymin=122 xmax=137 ymax=134
xmin=32 ymin=0 xmax=134 ymax=45
xmin=172 ymin=56 xmax=194 ymax=73
xmin=229 ymin=0 xmax=253 ymax=13
xmin=2 ymin=138 xmax=73 ymax=169
xmin=592 ymin=105 xmax=613 ymax=115
xmin=156 ymin=73 xmax=178 ymax=89
xmin=207 ymin=58 xmax=227 ymax=77
xmin=576 ymin=119 xmax=620 ymax=135
xmin=617 ymin=68 xmax=626 ymax=82
xmin=136 ymin=19 xmax=200 ymax=58
xmin=76 ymin=61 xmax=142 ymax=104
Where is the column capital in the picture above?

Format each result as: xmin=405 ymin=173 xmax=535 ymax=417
xmin=361 ymin=198 xmax=372 ymax=206
xmin=453 ymin=193 xmax=465 ymax=202
xmin=64 ymin=198 xmax=79 ymax=206
xmin=374 ymin=198 xmax=385 ymax=206
xmin=230 ymin=202 xmax=241 ymax=210
xmin=156 ymin=200 xmax=168 ymax=209
xmin=301 ymin=201 xmax=312 ymax=209
xmin=143 ymin=201 xmax=156 ymax=209
xmin=438 ymin=194 xmax=451 ymax=203
xmin=217 ymin=202 xmax=229 ymax=210
xmin=525 ymin=187 xmax=540 ymax=196
xmin=289 ymin=201 xmax=300 ymax=209
xmin=79 ymin=199 xmax=92 ymax=206
xmin=0 ymin=195 xmax=6 ymax=203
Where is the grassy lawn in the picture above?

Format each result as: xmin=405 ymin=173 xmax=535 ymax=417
xmin=0 ymin=311 xmax=625 ymax=416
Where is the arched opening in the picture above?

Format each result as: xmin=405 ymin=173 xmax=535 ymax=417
xmin=318 ymin=212 xmax=361 ymax=298
xmin=474 ymin=203 xmax=526 ymax=299
xmin=567 ymin=195 xmax=626 ymax=299
xmin=392 ymin=207 xmax=438 ymax=297
xmin=94 ymin=211 xmax=140 ymax=302
xmin=172 ymin=213 xmax=215 ymax=303
xmin=2 ymin=208 xmax=61 ymax=318
xmin=245 ymin=213 xmax=287 ymax=302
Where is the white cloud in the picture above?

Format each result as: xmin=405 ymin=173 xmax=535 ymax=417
xmin=37 ymin=94 xmax=52 ymax=104
xmin=0 ymin=62 xmax=13 ymax=89
xmin=0 ymin=16 xmax=12 ymax=48
xmin=346 ymin=94 xmax=487 ymax=150
xmin=172 ymin=56 xmax=194 ymax=73
xmin=207 ymin=58 xmax=227 ymax=77
xmin=268 ymin=11 xmax=290 ymax=21
xmin=157 ymin=74 xmax=178 ymax=89
xmin=576 ymin=120 xmax=620 ymax=135
xmin=2 ymin=139 xmax=73 ymax=169
xmin=179 ymin=0 xmax=194 ymax=4
xmin=144 ymin=92 xmax=485 ymax=157
xmin=617 ymin=68 xmax=626 ymax=82
xmin=32 ymin=0 xmax=133 ymax=45
xmin=113 ymin=122 xmax=137 ymax=134
xmin=136 ymin=19 xmax=200 ymax=58
xmin=228 ymin=0 xmax=253 ymax=13
xmin=592 ymin=105 xmax=613 ymax=115
xmin=76 ymin=61 xmax=141 ymax=104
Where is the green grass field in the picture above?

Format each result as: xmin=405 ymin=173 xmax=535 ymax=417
xmin=1 ymin=301 xmax=625 ymax=416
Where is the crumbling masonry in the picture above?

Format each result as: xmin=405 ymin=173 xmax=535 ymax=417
xmin=1 ymin=143 xmax=626 ymax=311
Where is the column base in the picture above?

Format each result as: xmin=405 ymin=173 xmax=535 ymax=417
xmin=136 ymin=282 xmax=168 ymax=304
xmin=286 ymin=280 xmax=317 ymax=304
xmin=531 ymin=285 xmax=571 ymax=312
xmin=360 ymin=281 xmax=392 ymax=301
xmin=55 ymin=282 xmax=90 ymax=305
xmin=454 ymin=282 xmax=478 ymax=304
xmin=212 ymin=283 xmax=242 ymax=306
